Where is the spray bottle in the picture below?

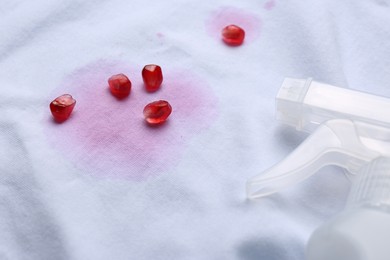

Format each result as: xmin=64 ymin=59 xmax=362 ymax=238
xmin=247 ymin=78 xmax=390 ymax=260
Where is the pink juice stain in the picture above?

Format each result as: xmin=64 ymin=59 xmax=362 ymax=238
xmin=45 ymin=60 xmax=218 ymax=181
xmin=206 ymin=7 xmax=262 ymax=44
xmin=264 ymin=0 xmax=276 ymax=10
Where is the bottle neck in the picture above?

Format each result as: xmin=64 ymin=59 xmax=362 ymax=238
xmin=347 ymin=157 xmax=390 ymax=213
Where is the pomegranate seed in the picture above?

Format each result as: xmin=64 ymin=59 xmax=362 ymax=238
xmin=108 ymin=73 xmax=131 ymax=98
xmin=142 ymin=64 xmax=163 ymax=92
xmin=143 ymin=100 xmax=172 ymax=125
xmin=50 ymin=94 xmax=76 ymax=122
xmin=222 ymin=25 xmax=245 ymax=46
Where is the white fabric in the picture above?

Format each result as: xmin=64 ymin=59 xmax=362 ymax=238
xmin=1 ymin=0 xmax=389 ymax=259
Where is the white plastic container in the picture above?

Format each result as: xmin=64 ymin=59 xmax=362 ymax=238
xmin=307 ymin=157 xmax=390 ymax=260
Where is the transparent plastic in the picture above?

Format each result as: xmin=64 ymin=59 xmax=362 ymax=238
xmin=276 ymin=78 xmax=390 ymax=133
xmin=246 ymin=78 xmax=390 ymax=260
xmin=247 ymin=78 xmax=390 ymax=199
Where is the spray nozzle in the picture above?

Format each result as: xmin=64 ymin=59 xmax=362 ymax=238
xmin=247 ymin=78 xmax=390 ymax=199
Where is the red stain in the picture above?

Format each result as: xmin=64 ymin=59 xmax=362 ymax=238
xmin=264 ymin=0 xmax=276 ymax=10
xmin=44 ymin=61 xmax=218 ymax=180
xmin=205 ymin=7 xmax=262 ymax=44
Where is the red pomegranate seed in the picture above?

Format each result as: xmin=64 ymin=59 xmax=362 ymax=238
xmin=50 ymin=94 xmax=76 ymax=122
xmin=222 ymin=25 xmax=245 ymax=46
xmin=143 ymin=100 xmax=172 ymax=125
xmin=108 ymin=73 xmax=132 ymax=98
xmin=142 ymin=64 xmax=163 ymax=92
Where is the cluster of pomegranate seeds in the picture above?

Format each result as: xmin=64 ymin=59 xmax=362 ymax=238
xmin=143 ymin=100 xmax=172 ymax=126
xmin=108 ymin=73 xmax=132 ymax=99
xmin=222 ymin=24 xmax=245 ymax=46
xmin=142 ymin=64 xmax=163 ymax=92
xmin=50 ymin=65 xmax=172 ymax=125
xmin=49 ymin=25 xmax=247 ymax=124
xmin=50 ymin=94 xmax=76 ymax=122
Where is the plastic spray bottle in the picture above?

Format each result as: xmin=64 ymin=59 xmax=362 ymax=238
xmin=247 ymin=78 xmax=390 ymax=260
